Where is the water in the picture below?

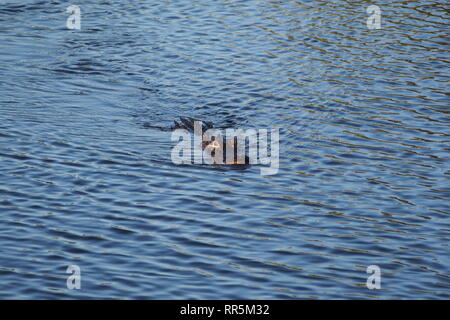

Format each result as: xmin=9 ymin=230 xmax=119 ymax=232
xmin=0 ymin=0 xmax=449 ymax=299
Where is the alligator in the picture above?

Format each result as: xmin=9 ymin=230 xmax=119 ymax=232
xmin=144 ymin=117 xmax=250 ymax=165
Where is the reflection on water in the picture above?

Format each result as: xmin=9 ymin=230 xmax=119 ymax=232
xmin=0 ymin=0 xmax=449 ymax=299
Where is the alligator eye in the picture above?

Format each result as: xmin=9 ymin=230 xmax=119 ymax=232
xmin=210 ymin=140 xmax=220 ymax=149
xmin=201 ymin=141 xmax=210 ymax=148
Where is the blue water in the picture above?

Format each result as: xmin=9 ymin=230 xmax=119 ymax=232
xmin=0 ymin=0 xmax=449 ymax=299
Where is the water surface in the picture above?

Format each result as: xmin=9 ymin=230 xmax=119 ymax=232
xmin=0 ymin=0 xmax=449 ymax=299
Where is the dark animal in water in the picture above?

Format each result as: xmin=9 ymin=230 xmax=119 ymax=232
xmin=145 ymin=117 xmax=250 ymax=165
